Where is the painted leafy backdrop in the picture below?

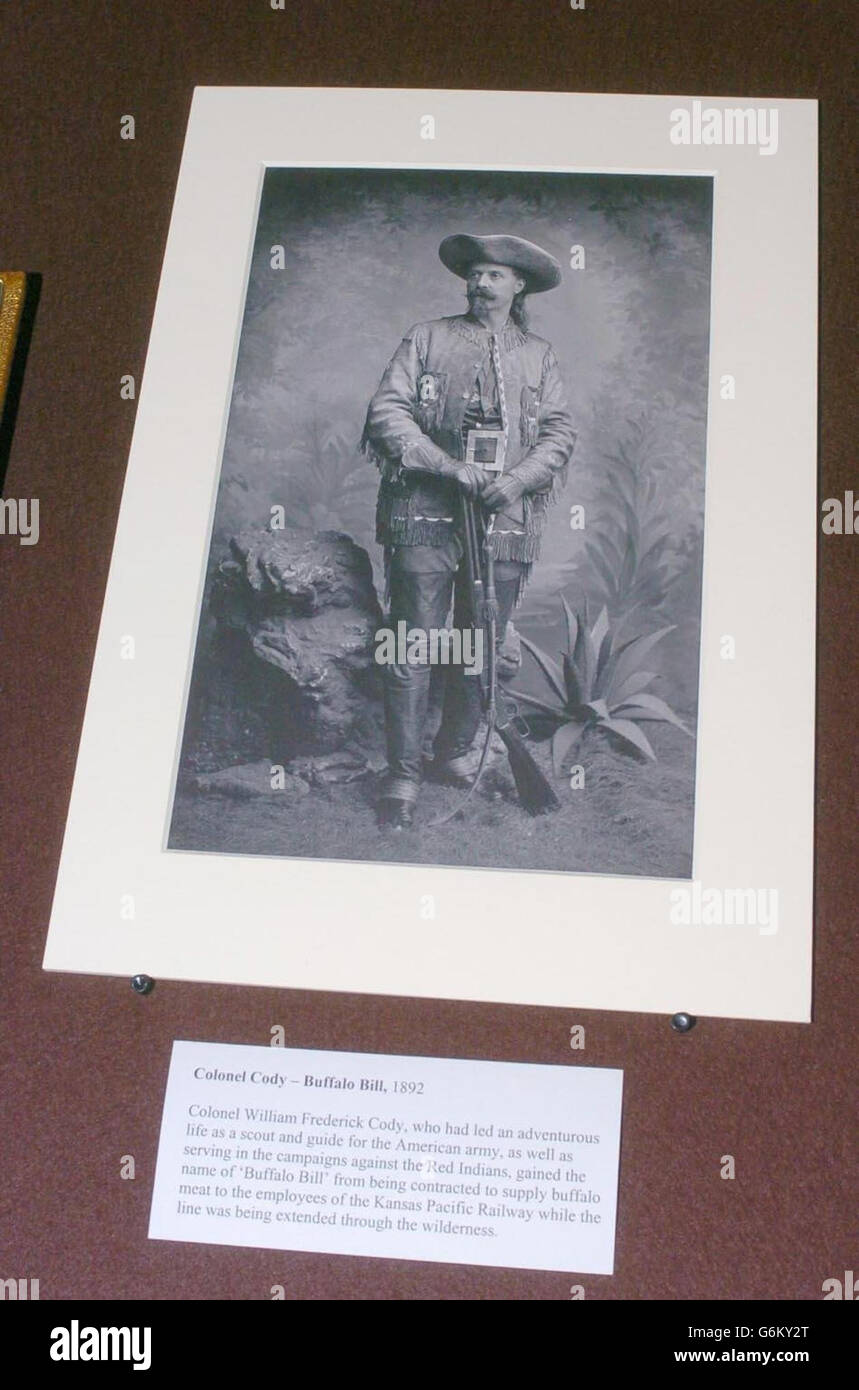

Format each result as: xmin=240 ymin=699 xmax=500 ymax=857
xmin=210 ymin=168 xmax=711 ymax=719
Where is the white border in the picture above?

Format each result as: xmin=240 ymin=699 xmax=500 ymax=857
xmin=43 ymin=89 xmax=817 ymax=1021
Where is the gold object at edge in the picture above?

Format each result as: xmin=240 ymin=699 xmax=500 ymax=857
xmin=0 ymin=272 xmax=27 ymax=420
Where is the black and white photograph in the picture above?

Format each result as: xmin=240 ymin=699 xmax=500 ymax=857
xmin=41 ymin=86 xmax=816 ymax=1020
xmin=169 ymin=166 xmax=713 ymax=878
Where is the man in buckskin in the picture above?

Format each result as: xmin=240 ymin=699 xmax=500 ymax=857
xmin=362 ymin=233 xmax=577 ymax=829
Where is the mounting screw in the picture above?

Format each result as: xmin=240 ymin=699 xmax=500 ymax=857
xmin=670 ymin=1011 xmax=697 ymax=1033
xmin=131 ymin=974 xmax=155 ymax=996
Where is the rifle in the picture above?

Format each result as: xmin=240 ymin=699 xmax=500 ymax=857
xmin=430 ymin=493 xmax=560 ymax=824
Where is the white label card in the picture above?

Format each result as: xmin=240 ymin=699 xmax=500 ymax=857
xmin=149 ymin=1041 xmax=624 ymax=1275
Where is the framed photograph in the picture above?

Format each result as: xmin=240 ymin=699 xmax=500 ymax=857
xmin=43 ymin=87 xmax=817 ymax=1021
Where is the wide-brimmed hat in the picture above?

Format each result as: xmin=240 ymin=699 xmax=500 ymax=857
xmin=438 ymin=233 xmax=562 ymax=294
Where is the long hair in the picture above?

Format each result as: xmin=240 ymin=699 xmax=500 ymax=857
xmin=509 ymin=291 xmax=530 ymax=331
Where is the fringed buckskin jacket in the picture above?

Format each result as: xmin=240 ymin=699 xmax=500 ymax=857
xmin=361 ymin=314 xmax=577 ymax=564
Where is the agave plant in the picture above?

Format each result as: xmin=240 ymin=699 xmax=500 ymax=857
xmin=510 ymin=600 xmax=692 ymax=773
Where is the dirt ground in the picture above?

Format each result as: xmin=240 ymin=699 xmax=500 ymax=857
xmin=169 ymin=720 xmax=695 ymax=879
